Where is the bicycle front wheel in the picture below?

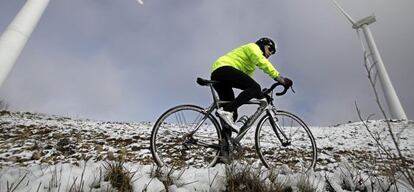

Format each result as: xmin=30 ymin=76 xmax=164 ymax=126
xmin=255 ymin=110 xmax=317 ymax=172
xmin=150 ymin=104 xmax=222 ymax=169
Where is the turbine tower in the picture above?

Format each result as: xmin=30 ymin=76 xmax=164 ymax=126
xmin=331 ymin=0 xmax=407 ymax=120
xmin=0 ymin=0 xmax=50 ymax=87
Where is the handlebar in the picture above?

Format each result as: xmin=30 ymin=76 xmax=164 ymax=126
xmin=262 ymin=83 xmax=295 ymax=96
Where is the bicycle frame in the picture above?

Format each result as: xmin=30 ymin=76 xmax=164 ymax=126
xmin=231 ymin=100 xmax=267 ymax=141
xmin=187 ymin=82 xmax=291 ymax=147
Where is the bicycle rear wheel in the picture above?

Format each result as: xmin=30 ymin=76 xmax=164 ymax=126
xmin=150 ymin=104 xmax=222 ymax=169
xmin=255 ymin=110 xmax=317 ymax=172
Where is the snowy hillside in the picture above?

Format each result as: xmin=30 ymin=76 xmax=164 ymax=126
xmin=1 ymin=111 xmax=413 ymax=191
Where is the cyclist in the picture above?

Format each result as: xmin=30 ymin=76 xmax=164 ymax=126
xmin=211 ymin=37 xmax=293 ymax=130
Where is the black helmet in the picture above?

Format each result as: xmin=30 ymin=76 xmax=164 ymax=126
xmin=255 ymin=37 xmax=277 ymax=55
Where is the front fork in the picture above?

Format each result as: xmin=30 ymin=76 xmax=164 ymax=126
xmin=266 ymin=108 xmax=291 ymax=147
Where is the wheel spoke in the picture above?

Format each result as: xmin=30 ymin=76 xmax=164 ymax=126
xmin=256 ymin=111 xmax=317 ymax=172
xmin=151 ymin=105 xmax=221 ymax=169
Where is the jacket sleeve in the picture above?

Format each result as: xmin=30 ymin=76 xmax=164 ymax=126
xmin=248 ymin=44 xmax=280 ymax=79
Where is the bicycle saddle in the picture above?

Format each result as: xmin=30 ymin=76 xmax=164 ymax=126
xmin=196 ymin=77 xmax=220 ymax=86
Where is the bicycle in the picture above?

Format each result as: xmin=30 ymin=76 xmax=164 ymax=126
xmin=150 ymin=77 xmax=317 ymax=172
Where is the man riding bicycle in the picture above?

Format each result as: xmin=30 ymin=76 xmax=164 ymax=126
xmin=150 ymin=37 xmax=316 ymax=168
xmin=211 ymin=37 xmax=293 ymax=131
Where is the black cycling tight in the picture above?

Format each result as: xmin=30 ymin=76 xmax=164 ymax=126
xmin=211 ymin=66 xmax=262 ymax=121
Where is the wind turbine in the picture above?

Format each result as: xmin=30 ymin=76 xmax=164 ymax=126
xmin=331 ymin=0 xmax=407 ymax=120
xmin=0 ymin=0 xmax=50 ymax=87
xmin=0 ymin=0 xmax=144 ymax=88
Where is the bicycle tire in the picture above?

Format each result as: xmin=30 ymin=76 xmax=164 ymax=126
xmin=255 ymin=110 xmax=317 ymax=172
xmin=150 ymin=104 xmax=222 ymax=168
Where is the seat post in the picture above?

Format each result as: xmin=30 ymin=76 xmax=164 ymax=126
xmin=209 ymin=84 xmax=220 ymax=109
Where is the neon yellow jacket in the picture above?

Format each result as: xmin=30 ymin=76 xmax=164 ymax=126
xmin=211 ymin=43 xmax=280 ymax=78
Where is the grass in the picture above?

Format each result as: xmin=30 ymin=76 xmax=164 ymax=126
xmin=296 ymin=175 xmax=317 ymax=192
xmin=2 ymin=160 xmax=412 ymax=191
xmin=225 ymin=163 xmax=292 ymax=192
xmin=103 ymin=160 xmax=136 ymax=192
xmin=5 ymin=174 xmax=27 ymax=192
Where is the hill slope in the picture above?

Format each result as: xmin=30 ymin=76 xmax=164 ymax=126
xmin=1 ymin=111 xmax=413 ymax=191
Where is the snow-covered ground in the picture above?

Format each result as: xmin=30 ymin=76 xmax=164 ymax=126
xmin=1 ymin=111 xmax=413 ymax=191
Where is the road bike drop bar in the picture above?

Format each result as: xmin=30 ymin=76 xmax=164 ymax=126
xmin=262 ymin=82 xmax=295 ymax=96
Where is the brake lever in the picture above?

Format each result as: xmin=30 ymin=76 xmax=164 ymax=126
xmin=290 ymin=86 xmax=296 ymax=93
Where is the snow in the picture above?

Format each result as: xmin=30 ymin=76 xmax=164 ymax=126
xmin=0 ymin=111 xmax=413 ymax=191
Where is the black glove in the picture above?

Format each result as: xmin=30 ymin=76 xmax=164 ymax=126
xmin=274 ymin=76 xmax=293 ymax=88
xmin=283 ymin=77 xmax=293 ymax=88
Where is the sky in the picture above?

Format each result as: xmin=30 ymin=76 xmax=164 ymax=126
xmin=0 ymin=0 xmax=413 ymax=126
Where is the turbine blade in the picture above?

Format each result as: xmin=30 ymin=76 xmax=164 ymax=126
xmin=331 ymin=0 xmax=356 ymax=25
